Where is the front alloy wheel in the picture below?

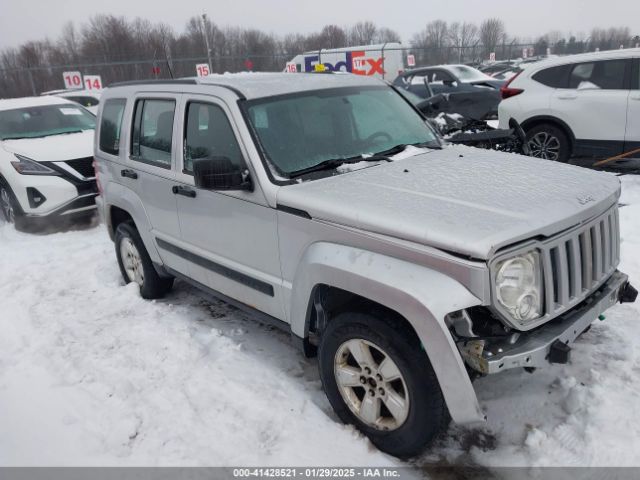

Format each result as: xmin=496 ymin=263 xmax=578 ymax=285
xmin=334 ymin=339 xmax=409 ymax=431
xmin=319 ymin=313 xmax=449 ymax=458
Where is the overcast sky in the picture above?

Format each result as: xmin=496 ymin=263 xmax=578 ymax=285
xmin=1 ymin=0 xmax=638 ymax=48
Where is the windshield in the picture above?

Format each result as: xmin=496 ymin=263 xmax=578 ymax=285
xmin=246 ymin=86 xmax=437 ymax=177
xmin=0 ymin=104 xmax=96 ymax=140
xmin=449 ymin=65 xmax=494 ymax=82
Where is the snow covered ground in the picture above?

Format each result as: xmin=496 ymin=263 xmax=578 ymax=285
xmin=1 ymin=175 xmax=639 ymax=468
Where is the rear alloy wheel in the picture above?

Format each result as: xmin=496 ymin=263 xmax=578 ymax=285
xmin=526 ymin=124 xmax=571 ymax=162
xmin=120 ymin=236 xmax=145 ymax=286
xmin=319 ymin=313 xmax=449 ymax=458
xmin=114 ymin=221 xmax=174 ymax=299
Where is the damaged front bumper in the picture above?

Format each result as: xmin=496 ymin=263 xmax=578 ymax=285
xmin=459 ymin=271 xmax=632 ymax=375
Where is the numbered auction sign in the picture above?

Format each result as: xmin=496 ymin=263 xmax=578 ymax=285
xmin=196 ymin=64 xmax=210 ymax=77
xmin=285 ymin=62 xmax=298 ymax=73
xmin=63 ymin=71 xmax=83 ymax=89
xmin=489 ymin=52 xmax=496 ymax=62
xmin=84 ymin=75 xmax=103 ymax=90
xmin=406 ymin=54 xmax=416 ymax=67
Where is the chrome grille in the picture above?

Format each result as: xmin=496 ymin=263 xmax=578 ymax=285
xmin=543 ymin=206 xmax=619 ymax=317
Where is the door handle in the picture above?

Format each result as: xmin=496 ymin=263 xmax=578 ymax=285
xmin=121 ymin=169 xmax=138 ymax=179
xmin=556 ymin=93 xmax=577 ymax=100
xmin=172 ymin=185 xmax=197 ymax=198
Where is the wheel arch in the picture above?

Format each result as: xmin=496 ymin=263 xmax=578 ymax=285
xmin=288 ymin=242 xmax=485 ymax=425
xmin=520 ymin=115 xmax=576 ymax=153
xmin=102 ymin=181 xmax=161 ymax=264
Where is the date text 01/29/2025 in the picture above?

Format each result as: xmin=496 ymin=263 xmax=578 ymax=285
xmin=232 ymin=468 xmax=401 ymax=478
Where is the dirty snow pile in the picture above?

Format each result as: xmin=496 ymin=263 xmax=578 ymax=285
xmin=1 ymin=175 xmax=640 ymax=468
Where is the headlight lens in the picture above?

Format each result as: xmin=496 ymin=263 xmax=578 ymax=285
xmin=10 ymin=154 xmax=58 ymax=175
xmin=495 ymin=251 xmax=543 ymax=325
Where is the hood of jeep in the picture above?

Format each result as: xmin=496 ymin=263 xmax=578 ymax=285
xmin=276 ymin=146 xmax=621 ymax=260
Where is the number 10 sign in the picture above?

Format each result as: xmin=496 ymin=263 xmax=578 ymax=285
xmin=63 ymin=71 xmax=83 ymax=89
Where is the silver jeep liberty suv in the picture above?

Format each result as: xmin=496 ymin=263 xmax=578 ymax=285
xmin=94 ymin=73 xmax=636 ymax=458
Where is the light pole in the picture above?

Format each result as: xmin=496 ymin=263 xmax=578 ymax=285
xmin=201 ymin=13 xmax=213 ymax=71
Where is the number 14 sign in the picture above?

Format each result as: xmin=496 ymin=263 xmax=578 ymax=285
xmin=62 ymin=72 xmax=103 ymax=90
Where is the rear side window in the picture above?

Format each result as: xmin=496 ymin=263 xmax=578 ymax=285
xmin=532 ymin=65 xmax=571 ymax=88
xmin=183 ymin=102 xmax=244 ymax=173
xmin=430 ymin=70 xmax=455 ymax=84
xmin=568 ymin=59 xmax=628 ymax=89
xmin=131 ymin=99 xmax=175 ymax=169
xmin=99 ymin=98 xmax=126 ymax=155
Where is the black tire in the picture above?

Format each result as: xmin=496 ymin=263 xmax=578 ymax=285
xmin=526 ymin=123 xmax=571 ymax=162
xmin=318 ymin=312 xmax=449 ymax=458
xmin=114 ymin=221 xmax=173 ymax=299
xmin=0 ymin=177 xmax=28 ymax=231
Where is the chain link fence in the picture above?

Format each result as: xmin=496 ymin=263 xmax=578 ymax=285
xmin=0 ymin=42 xmax=610 ymax=99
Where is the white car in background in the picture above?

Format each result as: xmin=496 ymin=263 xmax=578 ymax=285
xmin=499 ymin=48 xmax=640 ymax=162
xmin=0 ymin=96 xmax=99 ymax=230
xmin=41 ymin=89 xmax=102 ymax=115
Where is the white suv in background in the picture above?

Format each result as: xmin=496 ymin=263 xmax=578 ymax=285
xmin=41 ymin=89 xmax=102 ymax=115
xmin=0 ymin=96 xmax=98 ymax=230
xmin=499 ymin=48 xmax=640 ymax=162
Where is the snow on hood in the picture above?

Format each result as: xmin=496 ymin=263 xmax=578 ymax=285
xmin=1 ymin=129 xmax=94 ymax=161
xmin=276 ymin=146 xmax=621 ymax=260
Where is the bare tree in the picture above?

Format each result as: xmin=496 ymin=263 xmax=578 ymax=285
xmin=319 ymin=25 xmax=348 ymax=49
xmin=448 ymin=22 xmax=478 ymax=62
xmin=479 ymin=18 xmax=505 ymax=57
xmin=411 ymin=20 xmax=450 ymax=65
xmin=348 ymin=21 xmax=377 ymax=45
xmin=374 ymin=27 xmax=401 ymax=44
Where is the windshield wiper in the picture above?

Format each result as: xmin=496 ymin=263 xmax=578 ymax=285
xmin=288 ymin=155 xmax=392 ymax=179
xmin=1 ymin=136 xmax=28 ymax=141
xmin=287 ymin=141 xmax=441 ymax=179
xmin=373 ymin=141 xmax=442 ymax=156
xmin=45 ymin=129 xmax=84 ymax=137
xmin=1 ymin=130 xmax=85 ymax=141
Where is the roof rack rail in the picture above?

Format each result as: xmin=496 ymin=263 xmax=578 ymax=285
xmin=107 ymin=78 xmax=247 ymax=100
xmin=108 ymin=79 xmax=198 ymax=87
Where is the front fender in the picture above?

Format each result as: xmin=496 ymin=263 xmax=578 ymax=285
xmin=289 ymin=242 xmax=485 ymax=424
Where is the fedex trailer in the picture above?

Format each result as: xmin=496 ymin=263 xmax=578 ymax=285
xmin=284 ymin=43 xmax=405 ymax=80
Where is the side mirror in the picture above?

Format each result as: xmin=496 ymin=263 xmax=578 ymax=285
xmin=193 ymin=156 xmax=253 ymax=191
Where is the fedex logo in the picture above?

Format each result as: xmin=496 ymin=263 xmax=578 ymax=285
xmin=304 ymin=51 xmax=385 ymax=76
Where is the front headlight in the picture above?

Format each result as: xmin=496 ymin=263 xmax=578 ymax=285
xmin=495 ymin=250 xmax=543 ymax=325
xmin=10 ymin=154 xmax=58 ymax=175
